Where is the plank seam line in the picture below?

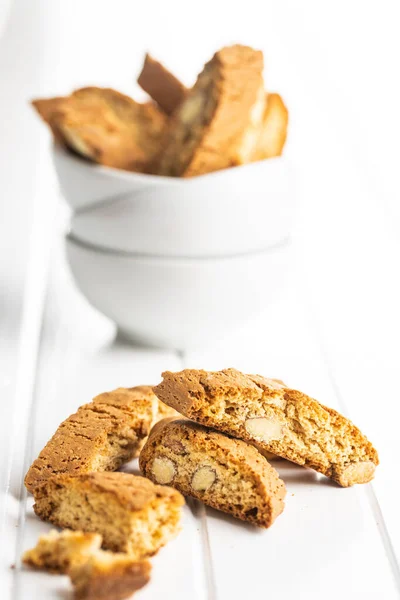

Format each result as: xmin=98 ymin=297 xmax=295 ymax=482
xmin=9 ymin=201 xmax=57 ymax=600
xmin=304 ymin=302 xmax=400 ymax=597
xmin=178 ymin=350 xmax=218 ymax=600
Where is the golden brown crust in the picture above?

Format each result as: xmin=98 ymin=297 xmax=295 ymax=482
xmin=153 ymin=369 xmax=379 ymax=487
xmin=140 ymin=418 xmax=285 ymax=527
xmin=22 ymin=530 xmax=102 ymax=574
xmin=32 ymin=87 xmax=166 ymax=171
xmin=70 ymin=554 xmax=151 ymax=600
xmin=25 ymin=386 xmax=176 ymax=494
xmin=35 ymin=470 xmax=180 ymax=513
xmin=137 ymin=53 xmax=188 ymax=115
xmin=155 ymin=45 xmax=265 ymax=177
xmin=252 ymin=92 xmax=288 ymax=161
xmin=33 ymin=472 xmax=184 ymax=558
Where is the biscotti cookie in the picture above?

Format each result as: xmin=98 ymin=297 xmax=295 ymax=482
xmin=154 ymin=369 xmax=379 ymax=487
xmin=32 ymin=87 xmax=166 ymax=171
xmin=137 ymin=53 xmax=188 ymax=115
xmin=33 ymin=472 xmax=184 ymax=558
xmin=156 ymin=45 xmax=265 ymax=177
xmin=140 ymin=418 xmax=285 ymax=527
xmin=25 ymin=386 xmax=177 ymax=494
xmin=252 ymin=93 xmax=288 ymax=161
xmin=22 ymin=530 xmax=102 ymax=574
xmin=32 ymin=97 xmax=67 ymax=143
xmin=137 ymin=56 xmax=288 ymax=165
xmin=69 ymin=553 xmax=151 ymax=600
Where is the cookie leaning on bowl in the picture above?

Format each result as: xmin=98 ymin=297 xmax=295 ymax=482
xmin=137 ymin=52 xmax=288 ymax=166
xmin=156 ymin=44 xmax=266 ymax=177
xmin=153 ymin=369 xmax=379 ymax=487
xmin=25 ymin=386 xmax=178 ymax=494
xmin=140 ymin=418 xmax=285 ymax=527
xmin=32 ymin=87 xmax=166 ymax=171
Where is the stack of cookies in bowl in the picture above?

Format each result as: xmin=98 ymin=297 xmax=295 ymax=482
xmin=33 ymin=45 xmax=293 ymax=350
xmin=23 ymin=369 xmax=378 ymax=599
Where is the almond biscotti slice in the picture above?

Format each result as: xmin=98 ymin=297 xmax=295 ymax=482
xmin=252 ymin=92 xmax=289 ymax=161
xmin=153 ymin=369 xmax=379 ymax=487
xmin=33 ymin=472 xmax=184 ymax=559
xmin=137 ymin=53 xmax=188 ymax=115
xmin=25 ymin=386 xmax=177 ymax=494
xmin=32 ymin=97 xmax=68 ymax=143
xmin=32 ymin=87 xmax=166 ymax=171
xmin=140 ymin=418 xmax=285 ymax=528
xmin=22 ymin=529 xmax=102 ymax=574
xmin=156 ymin=45 xmax=266 ymax=177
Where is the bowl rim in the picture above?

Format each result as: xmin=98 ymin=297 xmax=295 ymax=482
xmin=66 ymin=232 xmax=291 ymax=263
xmin=53 ymin=142 xmax=286 ymax=184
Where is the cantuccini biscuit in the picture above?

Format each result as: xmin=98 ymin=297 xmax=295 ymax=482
xmin=22 ymin=529 xmax=102 ymax=574
xmin=252 ymin=93 xmax=288 ymax=161
xmin=137 ymin=56 xmax=288 ymax=165
xmin=69 ymin=552 xmax=151 ymax=600
xmin=140 ymin=418 xmax=285 ymax=527
xmin=156 ymin=45 xmax=266 ymax=177
xmin=153 ymin=369 xmax=379 ymax=487
xmin=25 ymin=386 xmax=177 ymax=494
xmin=32 ymin=472 xmax=184 ymax=558
xmin=32 ymin=97 xmax=67 ymax=142
xmin=137 ymin=53 xmax=188 ymax=115
xmin=32 ymin=87 xmax=166 ymax=171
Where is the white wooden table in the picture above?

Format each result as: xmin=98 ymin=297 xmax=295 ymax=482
xmin=1 ymin=1 xmax=399 ymax=598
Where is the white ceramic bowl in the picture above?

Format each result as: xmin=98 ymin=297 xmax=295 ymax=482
xmin=54 ymin=145 xmax=294 ymax=257
xmin=66 ymin=234 xmax=291 ymax=350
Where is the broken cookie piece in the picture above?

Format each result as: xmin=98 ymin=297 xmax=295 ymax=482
xmin=69 ymin=552 xmax=151 ymax=600
xmin=22 ymin=529 xmax=102 ymax=574
xmin=25 ymin=386 xmax=177 ymax=494
xmin=156 ymin=44 xmax=266 ymax=177
xmin=32 ymin=87 xmax=166 ymax=171
xmin=153 ymin=369 xmax=379 ymax=487
xmin=32 ymin=472 xmax=184 ymax=558
xmin=140 ymin=418 xmax=285 ymax=527
xmin=22 ymin=529 xmax=151 ymax=599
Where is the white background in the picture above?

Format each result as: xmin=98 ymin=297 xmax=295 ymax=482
xmin=1 ymin=1 xmax=399 ymax=598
